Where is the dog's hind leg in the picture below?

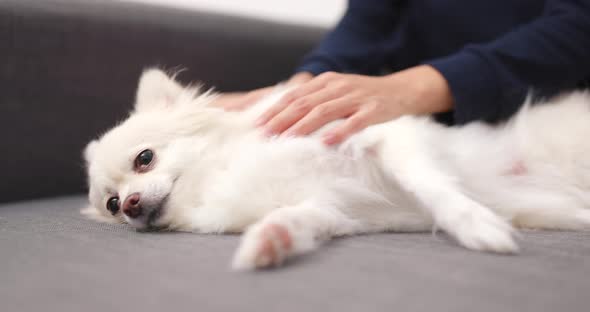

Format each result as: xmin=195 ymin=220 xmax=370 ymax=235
xmin=351 ymin=119 xmax=519 ymax=253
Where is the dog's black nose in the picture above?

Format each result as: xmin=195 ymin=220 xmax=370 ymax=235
xmin=122 ymin=193 xmax=142 ymax=218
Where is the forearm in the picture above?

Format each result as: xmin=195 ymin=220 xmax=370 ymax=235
xmin=428 ymin=0 xmax=590 ymax=124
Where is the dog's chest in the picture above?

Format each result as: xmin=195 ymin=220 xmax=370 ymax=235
xmin=193 ymin=138 xmax=362 ymax=228
xmin=227 ymin=138 xmax=358 ymax=190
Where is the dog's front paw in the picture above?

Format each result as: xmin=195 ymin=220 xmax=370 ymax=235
xmin=232 ymin=223 xmax=293 ymax=271
xmin=442 ymin=206 xmax=519 ymax=254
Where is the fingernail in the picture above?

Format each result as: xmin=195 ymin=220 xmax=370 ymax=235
xmin=263 ymin=127 xmax=275 ymax=137
xmin=255 ymin=117 xmax=266 ymax=127
xmin=282 ymin=129 xmax=295 ymax=138
xmin=323 ymin=133 xmax=338 ymax=145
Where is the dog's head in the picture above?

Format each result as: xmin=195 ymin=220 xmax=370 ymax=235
xmin=82 ymin=69 xmax=217 ymax=230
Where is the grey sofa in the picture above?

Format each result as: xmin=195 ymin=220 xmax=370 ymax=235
xmin=1 ymin=1 xmax=589 ymax=311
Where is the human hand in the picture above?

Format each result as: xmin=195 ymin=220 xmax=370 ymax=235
xmin=256 ymin=65 xmax=454 ymax=145
xmin=210 ymin=87 xmax=274 ymax=111
xmin=210 ymin=72 xmax=314 ymax=111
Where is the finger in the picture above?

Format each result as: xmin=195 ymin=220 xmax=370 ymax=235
xmin=286 ymin=72 xmax=314 ymax=86
xmin=223 ymin=97 xmax=253 ymax=111
xmin=263 ymin=96 xmax=317 ymax=135
xmin=256 ymin=79 xmax=327 ymax=126
xmin=283 ymin=96 xmax=357 ymax=137
xmin=323 ymin=109 xmax=376 ymax=145
xmin=211 ymin=93 xmax=243 ymax=109
xmin=225 ymin=87 xmax=273 ymax=111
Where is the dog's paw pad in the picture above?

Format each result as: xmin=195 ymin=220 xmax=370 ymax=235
xmin=232 ymin=223 xmax=293 ymax=270
xmin=254 ymin=224 xmax=293 ymax=267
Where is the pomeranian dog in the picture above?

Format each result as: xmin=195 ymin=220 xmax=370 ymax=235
xmin=83 ymin=69 xmax=590 ymax=270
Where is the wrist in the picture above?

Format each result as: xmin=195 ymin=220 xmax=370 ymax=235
xmin=412 ymin=65 xmax=454 ymax=113
xmin=384 ymin=65 xmax=454 ymax=115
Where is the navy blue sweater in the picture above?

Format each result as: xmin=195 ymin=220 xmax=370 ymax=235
xmin=296 ymin=0 xmax=590 ymax=125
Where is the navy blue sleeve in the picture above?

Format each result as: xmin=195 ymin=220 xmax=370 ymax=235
xmin=296 ymin=0 xmax=400 ymax=75
xmin=428 ymin=0 xmax=590 ymax=124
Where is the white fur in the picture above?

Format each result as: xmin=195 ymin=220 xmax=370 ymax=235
xmin=83 ymin=69 xmax=590 ymax=270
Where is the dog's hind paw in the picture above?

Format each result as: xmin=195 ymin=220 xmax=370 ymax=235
xmin=443 ymin=205 xmax=519 ymax=254
xmin=232 ymin=223 xmax=293 ymax=271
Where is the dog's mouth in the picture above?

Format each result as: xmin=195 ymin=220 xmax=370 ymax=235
xmin=132 ymin=195 xmax=170 ymax=232
xmin=145 ymin=201 xmax=166 ymax=231
xmin=134 ymin=175 xmax=180 ymax=232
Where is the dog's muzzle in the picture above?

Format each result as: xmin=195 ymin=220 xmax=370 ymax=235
xmin=122 ymin=193 xmax=169 ymax=231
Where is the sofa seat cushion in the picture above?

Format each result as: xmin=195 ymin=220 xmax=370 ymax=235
xmin=1 ymin=195 xmax=589 ymax=311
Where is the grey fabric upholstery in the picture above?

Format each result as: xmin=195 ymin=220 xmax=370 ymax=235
xmin=1 ymin=196 xmax=589 ymax=312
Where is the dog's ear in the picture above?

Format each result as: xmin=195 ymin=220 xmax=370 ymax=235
xmin=135 ymin=68 xmax=184 ymax=112
xmin=84 ymin=140 xmax=99 ymax=164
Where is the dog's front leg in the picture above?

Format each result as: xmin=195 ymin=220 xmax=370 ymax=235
xmin=231 ymin=197 xmax=361 ymax=270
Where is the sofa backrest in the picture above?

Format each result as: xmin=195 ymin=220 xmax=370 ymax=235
xmin=0 ymin=0 xmax=324 ymax=203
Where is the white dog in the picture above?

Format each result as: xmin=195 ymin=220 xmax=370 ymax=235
xmin=83 ymin=69 xmax=590 ymax=270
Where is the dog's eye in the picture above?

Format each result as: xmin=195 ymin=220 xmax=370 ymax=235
xmin=134 ymin=149 xmax=154 ymax=172
xmin=106 ymin=197 xmax=120 ymax=215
